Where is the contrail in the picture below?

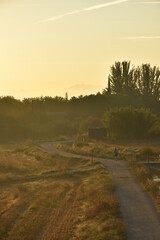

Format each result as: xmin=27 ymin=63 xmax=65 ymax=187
xmin=37 ymin=0 xmax=129 ymax=24
xmin=120 ymin=36 xmax=160 ymax=40
xmin=134 ymin=1 xmax=160 ymax=3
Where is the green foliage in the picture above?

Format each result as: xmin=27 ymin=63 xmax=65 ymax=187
xmin=74 ymin=134 xmax=88 ymax=147
xmin=104 ymin=107 xmax=157 ymax=139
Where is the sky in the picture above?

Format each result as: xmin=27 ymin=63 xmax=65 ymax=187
xmin=0 ymin=0 xmax=160 ymax=99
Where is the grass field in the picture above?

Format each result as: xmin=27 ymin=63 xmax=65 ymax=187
xmin=62 ymin=139 xmax=160 ymax=160
xmin=62 ymin=139 xmax=160 ymax=212
xmin=128 ymin=160 xmax=160 ymax=212
xmin=0 ymin=144 xmax=126 ymax=240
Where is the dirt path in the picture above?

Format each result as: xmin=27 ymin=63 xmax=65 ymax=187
xmin=41 ymin=142 xmax=160 ymax=240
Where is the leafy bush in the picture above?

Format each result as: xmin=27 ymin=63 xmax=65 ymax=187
xmin=104 ymin=107 xmax=157 ymax=140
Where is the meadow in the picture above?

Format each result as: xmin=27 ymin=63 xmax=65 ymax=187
xmin=62 ymin=139 xmax=160 ymax=212
xmin=62 ymin=139 xmax=160 ymax=160
xmin=0 ymin=143 xmax=126 ymax=240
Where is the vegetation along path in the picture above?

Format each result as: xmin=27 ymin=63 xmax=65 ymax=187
xmin=41 ymin=142 xmax=160 ymax=240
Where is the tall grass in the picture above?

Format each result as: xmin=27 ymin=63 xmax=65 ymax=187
xmin=128 ymin=159 xmax=160 ymax=212
xmin=0 ymin=144 xmax=126 ymax=240
xmin=72 ymin=169 xmax=126 ymax=240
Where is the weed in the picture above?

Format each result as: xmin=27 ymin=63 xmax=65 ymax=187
xmin=128 ymin=159 xmax=160 ymax=212
xmin=136 ymin=166 xmax=151 ymax=184
xmin=29 ymin=203 xmax=38 ymax=212
xmin=35 ymin=155 xmax=42 ymax=161
xmin=145 ymin=179 xmax=159 ymax=198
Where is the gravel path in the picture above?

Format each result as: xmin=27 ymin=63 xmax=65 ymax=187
xmin=101 ymin=159 xmax=160 ymax=240
xmin=41 ymin=142 xmax=160 ymax=240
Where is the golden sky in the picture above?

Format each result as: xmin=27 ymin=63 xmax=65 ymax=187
xmin=0 ymin=0 xmax=160 ymax=99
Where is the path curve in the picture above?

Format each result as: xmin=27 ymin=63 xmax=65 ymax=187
xmin=40 ymin=142 xmax=160 ymax=240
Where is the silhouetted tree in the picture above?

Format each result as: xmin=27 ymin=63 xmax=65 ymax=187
xmin=137 ymin=64 xmax=160 ymax=100
xmin=0 ymin=61 xmax=159 ymax=142
xmin=109 ymin=61 xmax=123 ymax=94
xmin=122 ymin=61 xmax=138 ymax=95
xmin=107 ymin=61 xmax=137 ymax=95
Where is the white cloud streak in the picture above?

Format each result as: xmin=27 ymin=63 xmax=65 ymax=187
xmin=36 ymin=0 xmax=129 ymax=24
xmin=120 ymin=36 xmax=160 ymax=40
xmin=134 ymin=1 xmax=160 ymax=4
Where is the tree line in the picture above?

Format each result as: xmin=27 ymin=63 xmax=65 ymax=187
xmin=0 ymin=61 xmax=159 ymax=142
xmin=104 ymin=108 xmax=160 ymax=140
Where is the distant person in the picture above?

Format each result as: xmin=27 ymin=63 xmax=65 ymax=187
xmin=114 ymin=148 xmax=118 ymax=160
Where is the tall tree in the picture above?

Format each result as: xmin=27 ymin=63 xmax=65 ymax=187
xmin=104 ymin=107 xmax=157 ymax=139
xmin=107 ymin=61 xmax=137 ymax=95
xmin=109 ymin=61 xmax=123 ymax=94
xmin=103 ymin=76 xmax=111 ymax=95
xmin=122 ymin=61 xmax=138 ymax=95
xmin=137 ymin=64 xmax=160 ymax=100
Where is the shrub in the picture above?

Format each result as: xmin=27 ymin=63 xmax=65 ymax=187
xmin=104 ymin=107 xmax=157 ymax=139
xmin=136 ymin=166 xmax=150 ymax=184
xmin=140 ymin=146 xmax=155 ymax=156
xmin=148 ymin=120 xmax=160 ymax=139
xmin=145 ymin=179 xmax=159 ymax=198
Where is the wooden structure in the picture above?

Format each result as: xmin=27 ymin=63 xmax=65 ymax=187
xmin=88 ymin=127 xmax=106 ymax=140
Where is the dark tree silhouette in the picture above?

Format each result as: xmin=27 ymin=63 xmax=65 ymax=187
xmin=122 ymin=61 xmax=138 ymax=95
xmin=107 ymin=61 xmax=137 ymax=95
xmin=137 ymin=64 xmax=160 ymax=100
xmin=0 ymin=61 xmax=159 ymax=142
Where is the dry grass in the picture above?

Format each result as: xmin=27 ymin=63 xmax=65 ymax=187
xmin=72 ymin=170 xmax=126 ymax=240
xmin=129 ymin=160 xmax=160 ymax=212
xmin=0 ymin=144 xmax=91 ymax=181
xmin=0 ymin=144 xmax=126 ymax=240
xmin=62 ymin=140 xmax=160 ymax=160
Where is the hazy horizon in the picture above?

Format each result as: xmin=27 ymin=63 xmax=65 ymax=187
xmin=0 ymin=0 xmax=160 ymax=99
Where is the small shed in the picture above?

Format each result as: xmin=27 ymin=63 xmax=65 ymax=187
xmin=88 ymin=127 xmax=106 ymax=140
